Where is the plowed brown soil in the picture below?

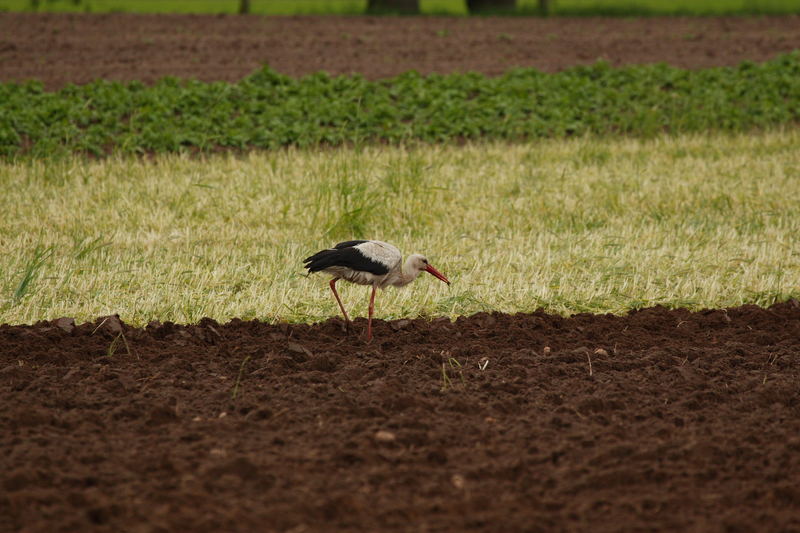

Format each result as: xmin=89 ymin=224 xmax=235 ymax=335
xmin=1 ymin=13 xmax=800 ymax=89
xmin=3 ymin=304 xmax=800 ymax=532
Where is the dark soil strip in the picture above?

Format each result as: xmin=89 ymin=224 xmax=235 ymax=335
xmin=2 ymin=303 xmax=800 ymax=531
xmin=1 ymin=14 xmax=800 ymax=89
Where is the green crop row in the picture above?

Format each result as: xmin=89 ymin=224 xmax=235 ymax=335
xmin=2 ymin=52 xmax=799 ymax=158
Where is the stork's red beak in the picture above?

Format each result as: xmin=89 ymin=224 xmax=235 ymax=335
xmin=425 ymin=264 xmax=450 ymax=285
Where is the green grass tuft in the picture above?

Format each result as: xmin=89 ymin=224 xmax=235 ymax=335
xmin=12 ymin=245 xmax=54 ymax=304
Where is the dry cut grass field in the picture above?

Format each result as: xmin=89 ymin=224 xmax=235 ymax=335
xmin=2 ymin=130 xmax=799 ymax=326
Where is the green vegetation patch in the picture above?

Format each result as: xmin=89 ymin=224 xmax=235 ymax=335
xmin=1 ymin=130 xmax=799 ymax=325
xmin=2 ymin=53 xmax=800 ymax=158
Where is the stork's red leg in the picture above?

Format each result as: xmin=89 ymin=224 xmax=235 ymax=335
xmin=329 ymin=278 xmax=351 ymax=328
xmin=366 ymin=285 xmax=377 ymax=342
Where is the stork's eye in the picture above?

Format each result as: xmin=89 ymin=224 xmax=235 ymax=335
xmin=422 ymin=259 xmax=428 ymax=264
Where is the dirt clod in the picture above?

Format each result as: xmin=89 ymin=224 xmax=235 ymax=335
xmin=374 ymin=430 xmax=397 ymax=442
xmin=93 ymin=314 xmax=123 ymax=335
xmin=53 ymin=317 xmax=75 ymax=334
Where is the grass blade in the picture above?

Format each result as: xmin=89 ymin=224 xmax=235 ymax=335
xmin=13 ymin=245 xmax=54 ymax=303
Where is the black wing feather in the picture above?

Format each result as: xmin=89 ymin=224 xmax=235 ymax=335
xmin=334 ymin=240 xmax=369 ymax=250
xmin=304 ymin=244 xmax=389 ymax=276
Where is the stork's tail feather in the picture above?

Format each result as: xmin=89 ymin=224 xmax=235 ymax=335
xmin=303 ymin=249 xmax=340 ymax=273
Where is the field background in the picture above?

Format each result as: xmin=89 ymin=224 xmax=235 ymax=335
xmin=3 ymin=9 xmax=800 ymax=533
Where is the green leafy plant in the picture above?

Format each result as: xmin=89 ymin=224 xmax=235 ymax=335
xmin=2 ymin=53 xmax=800 ymax=158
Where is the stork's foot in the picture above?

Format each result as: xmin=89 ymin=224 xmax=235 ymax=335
xmin=334 ymin=318 xmax=352 ymax=335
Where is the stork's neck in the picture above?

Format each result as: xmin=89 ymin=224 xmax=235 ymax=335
xmin=395 ymin=256 xmax=422 ymax=287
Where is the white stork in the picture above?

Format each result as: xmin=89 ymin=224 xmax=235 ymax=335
xmin=304 ymin=240 xmax=450 ymax=341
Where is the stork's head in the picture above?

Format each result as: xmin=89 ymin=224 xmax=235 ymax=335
xmin=408 ymin=254 xmax=450 ymax=285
